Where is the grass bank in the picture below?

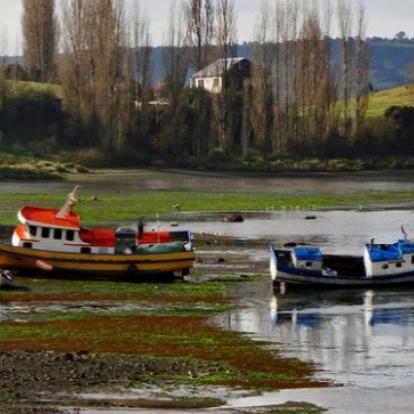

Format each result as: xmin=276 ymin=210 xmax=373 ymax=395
xmin=0 ymin=189 xmax=413 ymax=225
xmin=0 ymin=151 xmax=88 ymax=180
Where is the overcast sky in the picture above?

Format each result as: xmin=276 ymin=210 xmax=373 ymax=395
xmin=0 ymin=0 xmax=414 ymax=54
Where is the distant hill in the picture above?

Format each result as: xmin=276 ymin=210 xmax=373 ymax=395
xmin=151 ymin=38 xmax=414 ymax=91
xmin=5 ymin=38 xmax=414 ymax=92
xmin=368 ymin=38 xmax=414 ymax=90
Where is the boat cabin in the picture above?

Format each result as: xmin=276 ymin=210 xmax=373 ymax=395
xmin=364 ymin=240 xmax=414 ymax=277
xmin=12 ymin=205 xmax=116 ymax=254
xmin=292 ymin=247 xmax=323 ymax=271
xmin=11 ymin=188 xmax=192 ymax=255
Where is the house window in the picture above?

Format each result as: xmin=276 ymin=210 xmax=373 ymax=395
xmin=81 ymin=247 xmax=91 ymax=254
xmin=66 ymin=230 xmax=75 ymax=241
xmin=41 ymin=227 xmax=50 ymax=238
xmin=197 ymin=79 xmax=204 ymax=88
xmin=54 ymin=229 xmax=62 ymax=240
xmin=214 ymin=78 xmax=220 ymax=87
xmin=29 ymin=226 xmax=37 ymax=237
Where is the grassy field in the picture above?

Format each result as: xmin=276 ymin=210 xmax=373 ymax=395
xmin=0 ymin=189 xmax=412 ymax=225
xmin=366 ymin=85 xmax=414 ymax=117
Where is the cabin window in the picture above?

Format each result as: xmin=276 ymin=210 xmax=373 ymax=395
xmin=66 ymin=230 xmax=75 ymax=241
xmin=23 ymin=242 xmax=32 ymax=249
xmin=29 ymin=226 xmax=37 ymax=237
xmin=306 ymin=262 xmax=313 ymax=268
xmin=41 ymin=227 xmax=50 ymax=238
xmin=411 ymin=255 xmax=414 ymax=264
xmin=54 ymin=229 xmax=62 ymax=240
xmin=396 ymin=262 xmax=403 ymax=268
xmin=81 ymin=247 xmax=91 ymax=254
xmin=382 ymin=264 xmax=389 ymax=270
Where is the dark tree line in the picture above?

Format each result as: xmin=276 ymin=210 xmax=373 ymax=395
xmin=0 ymin=0 xmax=412 ymax=168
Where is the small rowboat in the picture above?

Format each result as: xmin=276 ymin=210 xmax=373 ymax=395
xmin=0 ymin=187 xmax=194 ymax=280
xmin=270 ymin=238 xmax=414 ymax=289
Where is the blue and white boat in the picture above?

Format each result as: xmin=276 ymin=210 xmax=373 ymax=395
xmin=270 ymin=239 xmax=414 ymax=288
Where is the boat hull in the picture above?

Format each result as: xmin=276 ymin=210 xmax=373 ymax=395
xmin=0 ymin=243 xmax=194 ymax=280
xmin=275 ymin=268 xmax=414 ymax=289
xmin=270 ymin=246 xmax=414 ymax=289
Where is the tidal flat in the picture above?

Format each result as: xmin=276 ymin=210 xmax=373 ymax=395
xmin=0 ymin=168 xmax=414 ymax=225
xmin=2 ymin=170 xmax=414 ymax=413
xmin=0 ymin=235 xmax=326 ymax=414
xmin=0 ymin=188 xmax=414 ymax=226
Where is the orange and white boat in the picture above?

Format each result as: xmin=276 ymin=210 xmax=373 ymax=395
xmin=0 ymin=187 xmax=194 ymax=280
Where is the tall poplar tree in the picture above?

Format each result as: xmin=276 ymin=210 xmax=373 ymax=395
xmin=22 ymin=0 xmax=57 ymax=82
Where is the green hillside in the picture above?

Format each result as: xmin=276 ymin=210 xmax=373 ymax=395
xmin=367 ymin=85 xmax=414 ymax=117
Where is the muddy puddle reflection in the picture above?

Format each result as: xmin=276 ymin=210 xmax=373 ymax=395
xmin=219 ymin=287 xmax=414 ymax=388
xmin=210 ymin=209 xmax=414 ymax=413
xmin=210 ymin=210 xmax=414 ymax=388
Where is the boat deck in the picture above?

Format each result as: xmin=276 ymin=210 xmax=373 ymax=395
xmin=275 ymin=249 xmax=367 ymax=278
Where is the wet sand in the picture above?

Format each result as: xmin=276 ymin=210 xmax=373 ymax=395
xmin=1 ymin=168 xmax=414 ymax=195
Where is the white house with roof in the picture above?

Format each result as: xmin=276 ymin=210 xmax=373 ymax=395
xmin=190 ymin=57 xmax=253 ymax=94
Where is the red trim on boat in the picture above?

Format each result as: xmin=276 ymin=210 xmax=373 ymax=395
xmin=79 ymin=228 xmax=116 ymax=247
xmin=15 ymin=224 xmax=30 ymax=240
xmin=138 ymin=232 xmax=171 ymax=244
xmin=20 ymin=206 xmax=80 ymax=229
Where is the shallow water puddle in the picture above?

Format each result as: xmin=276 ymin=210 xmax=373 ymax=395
xmin=226 ymin=387 xmax=414 ymax=414
xmin=0 ymin=302 xmax=163 ymax=321
xmin=166 ymin=209 xmax=414 ymax=255
xmin=220 ymin=286 xmax=414 ymax=389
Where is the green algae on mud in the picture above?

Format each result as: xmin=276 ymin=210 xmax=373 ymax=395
xmin=0 ymin=277 xmax=323 ymax=391
xmin=0 ymin=189 xmax=413 ymax=224
xmin=0 ymin=313 xmax=322 ymax=390
xmin=0 ymin=277 xmax=231 ymax=306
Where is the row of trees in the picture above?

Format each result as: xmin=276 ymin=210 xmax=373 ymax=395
xmin=0 ymin=0 xmax=403 ymax=167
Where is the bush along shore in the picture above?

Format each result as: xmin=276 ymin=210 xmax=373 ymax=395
xmin=0 ymin=152 xmax=89 ymax=180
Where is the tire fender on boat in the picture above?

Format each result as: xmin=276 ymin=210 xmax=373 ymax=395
xmin=269 ymin=245 xmax=278 ymax=281
xmin=35 ymin=260 xmax=54 ymax=272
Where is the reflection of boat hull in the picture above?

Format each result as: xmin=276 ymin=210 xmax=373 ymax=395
xmin=0 ymin=243 xmax=194 ymax=280
xmin=270 ymin=246 xmax=414 ymax=289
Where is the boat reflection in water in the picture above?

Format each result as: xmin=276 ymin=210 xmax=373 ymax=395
xmin=270 ymin=289 xmax=409 ymax=329
xmin=270 ymin=288 xmax=414 ymax=387
xmin=219 ymin=286 xmax=414 ymax=388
